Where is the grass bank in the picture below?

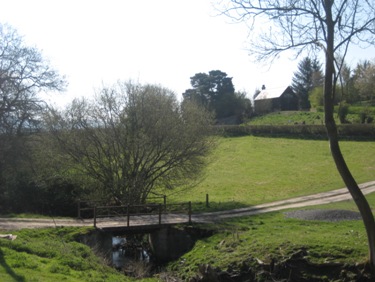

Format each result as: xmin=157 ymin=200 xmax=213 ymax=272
xmin=0 ymin=227 xmax=142 ymax=282
xmin=166 ymin=193 xmax=375 ymax=281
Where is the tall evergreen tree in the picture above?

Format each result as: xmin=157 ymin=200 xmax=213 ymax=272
xmin=292 ymin=57 xmax=323 ymax=110
xmin=183 ymin=70 xmax=251 ymax=121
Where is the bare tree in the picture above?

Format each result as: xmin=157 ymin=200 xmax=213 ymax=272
xmin=0 ymin=23 xmax=66 ymax=206
xmin=218 ymin=0 xmax=375 ymax=268
xmin=45 ymin=81 xmax=215 ymax=204
xmin=0 ymin=23 xmax=66 ymax=135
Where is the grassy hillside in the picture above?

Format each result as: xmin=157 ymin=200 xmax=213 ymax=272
xmin=167 ymin=136 xmax=375 ymax=211
xmin=247 ymin=111 xmax=325 ymax=125
xmin=246 ymin=109 xmax=375 ymax=125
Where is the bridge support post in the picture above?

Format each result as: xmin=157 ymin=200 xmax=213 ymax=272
xmin=77 ymin=199 xmax=81 ymax=219
xmin=93 ymin=206 xmax=97 ymax=228
xmin=188 ymin=201 xmax=192 ymax=224
xmin=127 ymin=204 xmax=130 ymax=227
xmin=158 ymin=204 xmax=162 ymax=225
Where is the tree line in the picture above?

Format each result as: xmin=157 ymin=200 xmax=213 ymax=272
xmin=292 ymin=56 xmax=375 ymax=114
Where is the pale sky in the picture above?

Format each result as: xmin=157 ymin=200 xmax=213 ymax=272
xmin=1 ymin=0 xmax=374 ymax=106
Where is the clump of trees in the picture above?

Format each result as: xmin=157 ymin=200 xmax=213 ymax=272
xmin=292 ymin=57 xmax=324 ymax=110
xmin=291 ymin=55 xmax=375 ymax=124
xmin=301 ymin=58 xmax=375 ymax=111
xmin=45 ymin=81 xmax=216 ymax=205
xmin=183 ymin=70 xmax=252 ymax=123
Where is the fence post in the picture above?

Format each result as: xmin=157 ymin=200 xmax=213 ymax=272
xmin=163 ymin=195 xmax=167 ymax=210
xmin=188 ymin=201 xmax=192 ymax=225
xmin=127 ymin=204 xmax=130 ymax=227
xmin=206 ymin=194 xmax=209 ymax=208
xmin=158 ymin=204 xmax=162 ymax=225
xmin=93 ymin=206 xmax=97 ymax=228
xmin=77 ymin=200 xmax=81 ymax=219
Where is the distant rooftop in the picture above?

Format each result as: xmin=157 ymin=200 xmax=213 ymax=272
xmin=255 ymin=85 xmax=291 ymax=100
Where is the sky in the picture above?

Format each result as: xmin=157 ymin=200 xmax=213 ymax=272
xmin=1 ymin=0 xmax=374 ymax=107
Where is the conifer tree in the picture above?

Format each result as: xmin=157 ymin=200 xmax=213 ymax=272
xmin=292 ymin=57 xmax=323 ymax=110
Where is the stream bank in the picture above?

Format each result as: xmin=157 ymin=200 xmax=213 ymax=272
xmin=81 ymin=225 xmax=213 ymax=279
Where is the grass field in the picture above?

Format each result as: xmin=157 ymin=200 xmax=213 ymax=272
xmin=1 ymin=133 xmax=374 ymax=281
xmin=167 ymin=135 xmax=375 ymax=212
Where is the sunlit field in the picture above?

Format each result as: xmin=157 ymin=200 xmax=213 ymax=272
xmin=167 ymin=136 xmax=375 ymax=211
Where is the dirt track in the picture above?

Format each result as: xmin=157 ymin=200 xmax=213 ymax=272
xmin=1 ymin=181 xmax=374 ymax=230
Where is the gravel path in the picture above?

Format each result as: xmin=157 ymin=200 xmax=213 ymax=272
xmin=284 ymin=209 xmax=362 ymax=222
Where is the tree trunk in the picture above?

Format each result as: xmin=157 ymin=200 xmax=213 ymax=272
xmin=323 ymin=1 xmax=375 ymax=269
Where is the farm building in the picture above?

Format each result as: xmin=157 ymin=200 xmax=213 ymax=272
xmin=254 ymin=85 xmax=298 ymax=114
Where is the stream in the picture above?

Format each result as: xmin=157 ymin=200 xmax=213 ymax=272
xmin=112 ymin=235 xmax=151 ymax=270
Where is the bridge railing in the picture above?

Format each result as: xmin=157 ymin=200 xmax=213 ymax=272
xmin=77 ymin=195 xmax=168 ymax=219
xmin=84 ymin=202 xmax=192 ymax=228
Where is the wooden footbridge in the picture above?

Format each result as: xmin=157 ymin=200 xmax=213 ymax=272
xmin=77 ymin=199 xmax=193 ymax=232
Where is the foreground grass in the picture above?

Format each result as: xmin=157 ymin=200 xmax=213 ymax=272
xmin=0 ymin=227 xmax=137 ymax=282
xmin=167 ymin=193 xmax=375 ymax=281
xmin=167 ymin=136 xmax=375 ymax=211
xmin=2 ymin=194 xmax=374 ymax=281
xmin=1 ymin=183 xmax=374 ymax=282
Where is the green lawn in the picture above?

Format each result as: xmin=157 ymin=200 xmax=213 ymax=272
xmin=167 ymin=136 xmax=375 ymax=211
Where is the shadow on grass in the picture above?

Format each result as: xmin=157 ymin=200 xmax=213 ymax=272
xmin=0 ymin=248 xmax=25 ymax=282
xmin=192 ymin=201 xmax=251 ymax=213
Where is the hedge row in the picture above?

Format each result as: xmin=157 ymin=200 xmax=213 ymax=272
xmin=215 ymin=124 xmax=375 ymax=138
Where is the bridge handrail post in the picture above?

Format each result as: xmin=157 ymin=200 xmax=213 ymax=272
xmin=127 ymin=204 xmax=130 ymax=227
xmin=77 ymin=199 xmax=81 ymax=219
xmin=93 ymin=206 xmax=97 ymax=228
xmin=158 ymin=204 xmax=162 ymax=225
xmin=188 ymin=201 xmax=192 ymax=224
